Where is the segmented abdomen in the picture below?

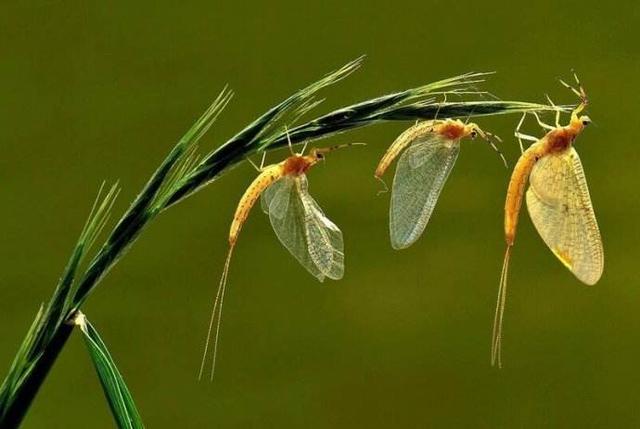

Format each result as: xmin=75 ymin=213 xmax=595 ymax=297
xmin=375 ymin=121 xmax=436 ymax=178
xmin=504 ymin=143 xmax=542 ymax=245
xmin=229 ymin=164 xmax=284 ymax=245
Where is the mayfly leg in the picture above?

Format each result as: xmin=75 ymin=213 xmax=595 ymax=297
xmin=545 ymin=94 xmax=562 ymax=128
xmin=284 ymin=125 xmax=307 ymax=156
xmin=514 ymin=113 xmax=538 ymax=154
xmin=559 ymin=72 xmax=588 ymax=117
xmin=559 ymin=72 xmax=586 ymax=101
xmin=434 ymin=92 xmax=448 ymax=121
xmin=246 ymin=151 xmax=267 ymax=172
xmin=531 ymin=112 xmax=555 ymax=132
xmin=477 ymin=129 xmax=508 ymax=169
xmin=284 ymin=126 xmax=296 ymax=155
xmin=260 ymin=151 xmax=266 ymax=169
xmin=300 ymin=141 xmax=309 ymax=156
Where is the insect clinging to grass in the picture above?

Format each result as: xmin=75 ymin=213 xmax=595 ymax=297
xmin=491 ymin=74 xmax=604 ymax=368
xmin=374 ymin=118 xmax=506 ymax=249
xmin=198 ymin=135 xmax=362 ymax=380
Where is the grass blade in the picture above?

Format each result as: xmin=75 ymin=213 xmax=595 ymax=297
xmin=71 ymin=88 xmax=233 ymax=310
xmin=0 ymin=305 xmax=46 ymax=414
xmin=73 ymin=313 xmax=144 ymax=429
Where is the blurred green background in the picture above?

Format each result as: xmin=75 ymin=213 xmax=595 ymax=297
xmin=1 ymin=1 xmax=638 ymax=427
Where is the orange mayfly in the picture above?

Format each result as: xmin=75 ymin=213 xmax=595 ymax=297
xmin=375 ymin=119 xmax=505 ymax=249
xmin=199 ymin=139 xmax=360 ymax=380
xmin=491 ymin=75 xmax=604 ymax=367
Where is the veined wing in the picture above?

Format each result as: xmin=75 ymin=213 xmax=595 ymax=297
xmin=390 ymin=133 xmax=460 ymax=249
xmin=261 ymin=175 xmax=344 ymax=281
xmin=526 ymin=147 xmax=604 ymax=285
xmin=298 ymin=176 xmax=344 ymax=280
xmin=261 ymin=176 xmax=288 ymax=216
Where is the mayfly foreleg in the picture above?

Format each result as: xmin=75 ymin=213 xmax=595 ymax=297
xmin=559 ymin=72 xmax=588 ymax=114
xmin=559 ymin=77 xmax=583 ymax=99
xmin=477 ymin=129 xmax=508 ymax=168
xmin=489 ymin=138 xmax=508 ymax=169
xmin=560 ymin=72 xmax=586 ymax=99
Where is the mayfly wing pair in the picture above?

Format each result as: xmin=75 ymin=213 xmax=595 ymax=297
xmin=199 ymin=142 xmax=358 ymax=380
xmin=492 ymin=76 xmax=604 ymax=367
xmin=375 ymin=119 xmax=505 ymax=249
xmin=261 ymin=174 xmax=344 ymax=281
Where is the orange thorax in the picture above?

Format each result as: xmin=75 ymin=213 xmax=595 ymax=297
xmin=437 ymin=121 xmax=467 ymax=140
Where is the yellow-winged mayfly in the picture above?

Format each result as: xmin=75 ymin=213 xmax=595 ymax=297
xmin=491 ymin=75 xmax=604 ymax=367
xmin=198 ymin=138 xmax=361 ymax=380
xmin=375 ymin=118 xmax=505 ymax=249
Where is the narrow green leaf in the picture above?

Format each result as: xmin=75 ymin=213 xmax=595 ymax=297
xmin=0 ymin=304 xmax=46 ymax=415
xmin=71 ymin=88 xmax=233 ymax=310
xmin=50 ymin=183 xmax=120 ymax=333
xmin=74 ymin=313 xmax=144 ymax=429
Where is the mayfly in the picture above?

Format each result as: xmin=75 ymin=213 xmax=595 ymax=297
xmin=491 ymin=75 xmax=604 ymax=367
xmin=375 ymin=118 xmax=506 ymax=249
xmin=198 ymin=138 xmax=360 ymax=380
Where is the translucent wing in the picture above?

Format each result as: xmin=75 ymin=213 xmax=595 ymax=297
xmin=261 ymin=175 xmax=344 ymax=281
xmin=261 ymin=178 xmax=288 ymax=217
xmin=526 ymin=147 xmax=604 ymax=285
xmin=390 ymin=133 xmax=460 ymax=249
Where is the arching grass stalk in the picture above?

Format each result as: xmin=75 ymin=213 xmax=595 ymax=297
xmin=0 ymin=57 xmax=566 ymax=427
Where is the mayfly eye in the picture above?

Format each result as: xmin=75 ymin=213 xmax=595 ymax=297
xmin=471 ymin=131 xmax=478 ymax=138
xmin=582 ymin=120 xmax=590 ymax=126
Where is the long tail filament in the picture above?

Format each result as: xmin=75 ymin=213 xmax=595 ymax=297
xmin=198 ymin=243 xmax=235 ymax=381
xmin=491 ymin=244 xmax=512 ymax=368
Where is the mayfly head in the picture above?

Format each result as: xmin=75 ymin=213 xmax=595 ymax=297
xmin=579 ymin=115 xmax=592 ymax=127
xmin=566 ymin=112 xmax=592 ymax=139
xmin=464 ymin=122 xmax=499 ymax=144
xmin=465 ymin=122 xmax=482 ymax=140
